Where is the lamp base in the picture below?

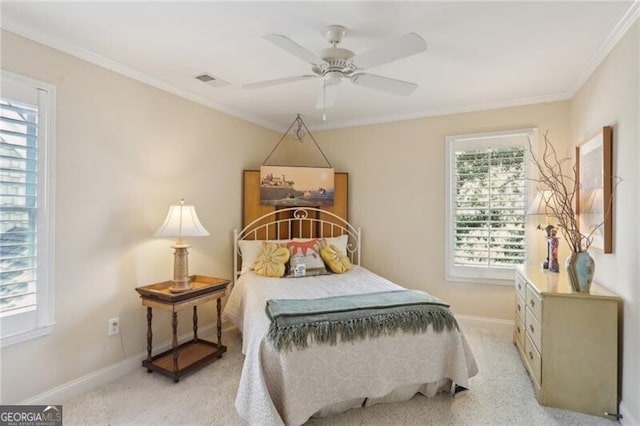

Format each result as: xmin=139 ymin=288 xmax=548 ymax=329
xmin=169 ymin=244 xmax=192 ymax=292
xmin=546 ymin=235 xmax=560 ymax=273
xmin=169 ymin=279 xmax=191 ymax=293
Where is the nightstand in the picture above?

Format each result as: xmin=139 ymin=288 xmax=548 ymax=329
xmin=135 ymin=275 xmax=230 ymax=382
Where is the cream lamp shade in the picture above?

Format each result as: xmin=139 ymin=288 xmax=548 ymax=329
xmin=527 ymin=189 xmax=559 ymax=217
xmin=155 ymin=199 xmax=209 ymax=292
xmin=155 ymin=204 xmax=210 ymax=241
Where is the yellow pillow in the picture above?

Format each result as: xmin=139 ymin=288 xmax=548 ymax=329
xmin=254 ymin=242 xmax=290 ymax=277
xmin=320 ymin=244 xmax=352 ymax=274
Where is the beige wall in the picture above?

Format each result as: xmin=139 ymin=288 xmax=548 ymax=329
xmin=0 ymin=31 xmax=278 ymax=403
xmin=570 ymin=21 xmax=639 ymax=423
xmin=314 ymin=102 xmax=571 ymax=319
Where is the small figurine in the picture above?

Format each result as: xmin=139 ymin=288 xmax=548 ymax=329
xmin=547 ymin=228 xmax=560 ymax=273
xmin=538 ymin=224 xmax=559 ymax=273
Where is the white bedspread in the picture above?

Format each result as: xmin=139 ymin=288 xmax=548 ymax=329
xmin=223 ymin=266 xmax=478 ymax=426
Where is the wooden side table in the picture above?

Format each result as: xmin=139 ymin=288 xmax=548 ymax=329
xmin=135 ymin=275 xmax=230 ymax=382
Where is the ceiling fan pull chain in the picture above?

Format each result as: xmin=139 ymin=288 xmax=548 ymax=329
xmin=322 ymin=79 xmax=327 ymax=122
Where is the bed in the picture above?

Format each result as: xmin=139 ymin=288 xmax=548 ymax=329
xmin=224 ymin=207 xmax=478 ymax=425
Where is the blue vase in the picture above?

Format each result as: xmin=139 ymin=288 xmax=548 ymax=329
xmin=565 ymin=252 xmax=595 ymax=292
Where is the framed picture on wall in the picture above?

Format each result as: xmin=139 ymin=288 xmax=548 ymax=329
xmin=259 ymin=165 xmax=335 ymax=207
xmin=576 ymin=125 xmax=613 ymax=253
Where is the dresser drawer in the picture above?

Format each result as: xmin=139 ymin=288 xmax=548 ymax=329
xmin=514 ymin=313 xmax=525 ymax=346
xmin=525 ymin=307 xmax=543 ymax=353
xmin=515 ymin=272 xmax=527 ymax=301
xmin=525 ymin=332 xmax=542 ymax=385
xmin=515 ymin=294 xmax=526 ymax=323
xmin=526 ymin=284 xmax=543 ymax=321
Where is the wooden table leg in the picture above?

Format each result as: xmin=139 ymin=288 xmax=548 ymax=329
xmin=146 ymin=307 xmax=153 ymax=372
xmin=216 ymin=298 xmax=222 ymax=347
xmin=172 ymin=311 xmax=179 ymax=382
xmin=193 ymin=305 xmax=198 ymax=340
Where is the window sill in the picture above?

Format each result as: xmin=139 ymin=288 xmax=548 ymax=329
xmin=1 ymin=323 xmax=56 ymax=348
xmin=445 ymin=274 xmax=515 ymax=286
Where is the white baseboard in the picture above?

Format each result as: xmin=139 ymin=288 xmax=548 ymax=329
xmin=455 ymin=314 xmax=514 ymax=338
xmin=21 ymin=346 xmax=145 ymax=405
xmin=20 ymin=323 xmax=219 ymax=405
xmin=620 ymin=401 xmax=639 ymax=426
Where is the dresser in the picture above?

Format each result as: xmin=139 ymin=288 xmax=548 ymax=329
xmin=514 ymin=265 xmax=621 ymax=418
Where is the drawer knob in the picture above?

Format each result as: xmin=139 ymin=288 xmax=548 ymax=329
xmin=517 ymin=326 xmax=521 ymax=334
xmin=529 ymin=351 xmax=533 ymax=360
xmin=529 ymin=324 xmax=534 ymax=333
xmin=517 ymin=304 xmax=521 ymax=312
xmin=518 ymin=283 xmax=521 ymax=290
xmin=530 ymin=300 xmax=535 ymax=308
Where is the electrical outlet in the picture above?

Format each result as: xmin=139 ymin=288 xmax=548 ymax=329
xmin=108 ymin=317 xmax=120 ymax=336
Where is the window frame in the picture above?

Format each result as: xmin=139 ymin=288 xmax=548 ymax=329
xmin=1 ymin=70 xmax=56 ymax=347
xmin=445 ymin=127 xmax=537 ymax=285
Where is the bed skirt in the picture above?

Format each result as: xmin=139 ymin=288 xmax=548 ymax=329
xmin=311 ymin=379 xmax=453 ymax=420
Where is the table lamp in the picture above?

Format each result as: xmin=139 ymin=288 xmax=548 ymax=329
xmin=527 ymin=189 xmax=559 ymax=272
xmin=155 ymin=199 xmax=210 ymax=292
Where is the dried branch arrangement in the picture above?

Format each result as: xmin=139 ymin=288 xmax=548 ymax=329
xmin=528 ymin=132 xmax=609 ymax=253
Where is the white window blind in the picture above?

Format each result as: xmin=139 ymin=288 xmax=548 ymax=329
xmin=446 ymin=129 xmax=534 ymax=284
xmin=1 ymin=98 xmax=38 ymax=316
xmin=0 ymin=71 xmax=55 ymax=347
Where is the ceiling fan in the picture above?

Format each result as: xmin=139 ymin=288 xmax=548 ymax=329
xmin=243 ymin=25 xmax=427 ymax=111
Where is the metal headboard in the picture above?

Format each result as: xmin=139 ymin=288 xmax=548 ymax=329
xmin=233 ymin=207 xmax=361 ymax=284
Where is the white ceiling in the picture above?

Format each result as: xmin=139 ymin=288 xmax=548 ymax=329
xmin=1 ymin=1 xmax=638 ymax=131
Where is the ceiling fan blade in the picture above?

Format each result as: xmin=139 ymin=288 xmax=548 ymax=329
xmin=264 ymin=34 xmax=326 ymax=67
xmin=351 ymin=73 xmax=418 ymax=95
xmin=243 ymin=75 xmax=318 ymax=89
xmin=315 ymin=82 xmax=339 ymax=110
xmin=351 ymin=33 xmax=427 ymax=70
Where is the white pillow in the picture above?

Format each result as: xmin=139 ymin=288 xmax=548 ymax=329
xmin=294 ymin=235 xmax=349 ymax=254
xmin=324 ymin=234 xmax=349 ymax=254
xmin=238 ymin=239 xmax=291 ymax=274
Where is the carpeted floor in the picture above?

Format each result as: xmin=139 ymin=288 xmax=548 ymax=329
xmin=62 ymin=325 xmax=618 ymax=425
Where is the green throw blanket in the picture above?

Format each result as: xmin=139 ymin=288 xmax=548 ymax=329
xmin=266 ymin=290 xmax=458 ymax=351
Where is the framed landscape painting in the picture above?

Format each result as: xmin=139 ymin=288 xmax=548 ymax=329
xmin=576 ymin=126 xmax=613 ymax=253
xmin=259 ymin=166 xmax=334 ymax=207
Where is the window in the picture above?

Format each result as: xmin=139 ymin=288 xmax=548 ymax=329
xmin=445 ymin=128 xmax=535 ymax=284
xmin=1 ymin=71 xmax=56 ymax=347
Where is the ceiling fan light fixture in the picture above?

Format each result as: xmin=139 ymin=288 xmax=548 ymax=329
xmin=324 ymin=71 xmax=343 ymax=86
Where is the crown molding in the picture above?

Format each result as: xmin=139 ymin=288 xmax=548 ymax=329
xmin=0 ymin=20 xmax=285 ymax=133
xmin=567 ymin=0 xmax=640 ymax=97
xmin=310 ymin=91 xmax=571 ymax=132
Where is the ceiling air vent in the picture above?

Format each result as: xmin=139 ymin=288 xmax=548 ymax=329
xmin=194 ymin=73 xmax=230 ymax=87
